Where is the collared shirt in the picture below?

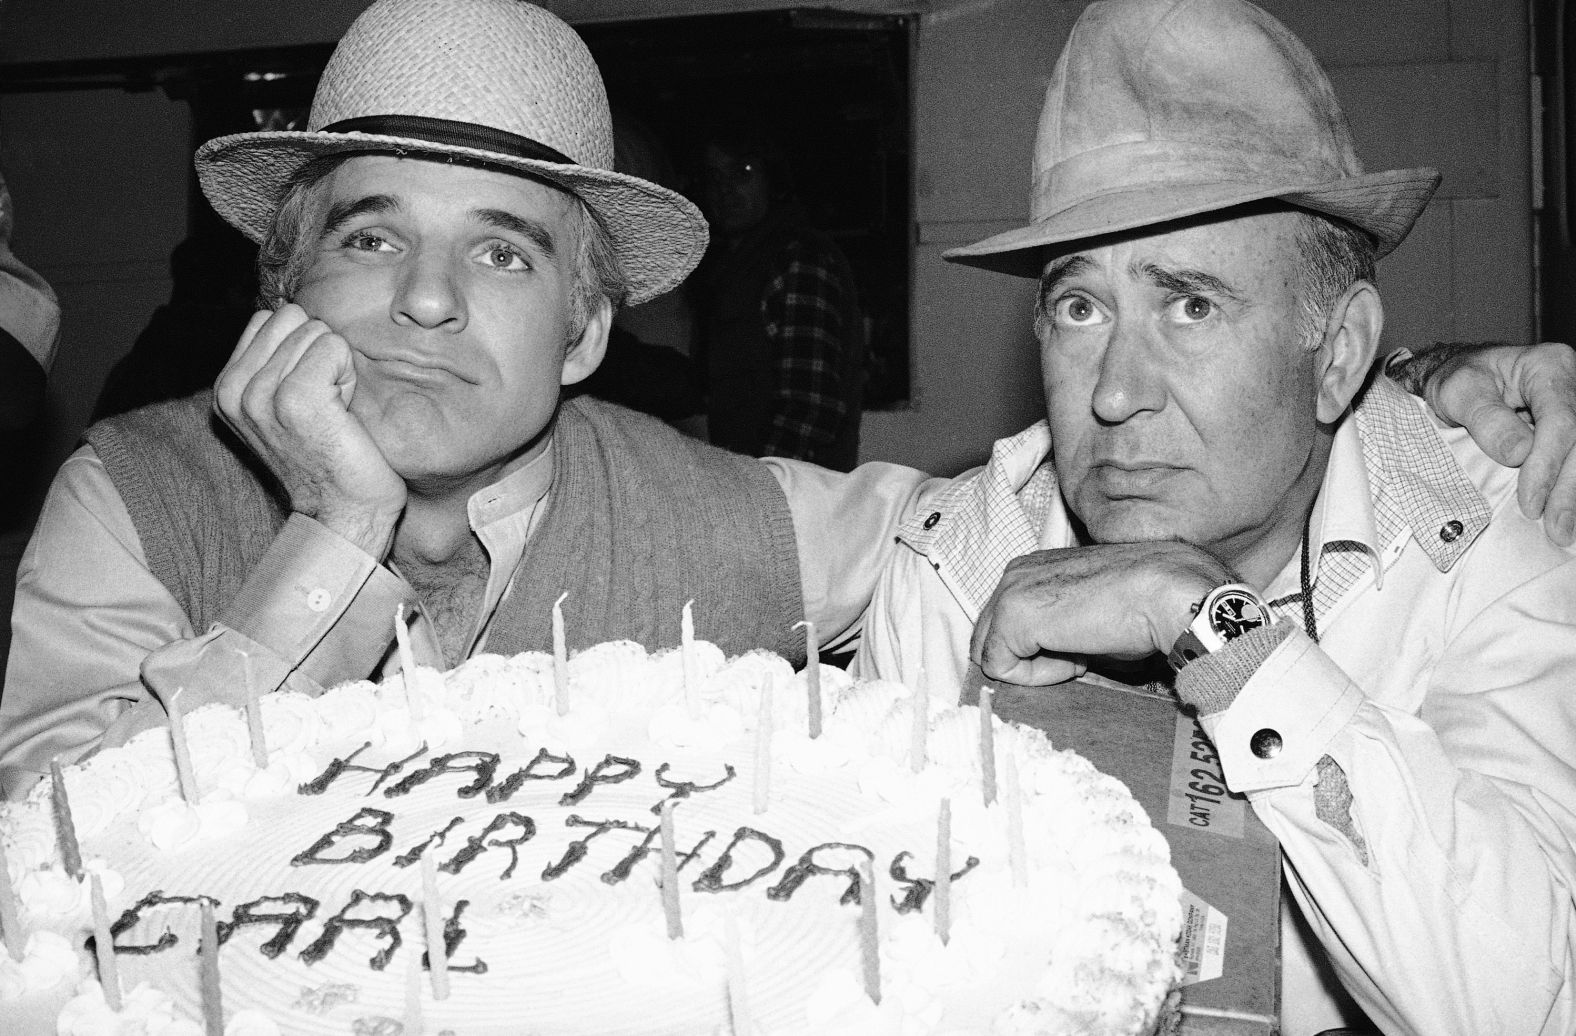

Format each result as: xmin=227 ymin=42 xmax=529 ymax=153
xmin=854 ymin=378 xmax=1576 ymax=1036
xmin=0 ymin=437 xmax=935 ymax=797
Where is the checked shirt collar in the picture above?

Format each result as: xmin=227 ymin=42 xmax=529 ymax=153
xmin=897 ymin=377 xmax=1491 ymax=626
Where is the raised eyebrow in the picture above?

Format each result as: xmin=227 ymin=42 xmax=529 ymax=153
xmin=1140 ymin=263 xmax=1245 ymax=303
xmin=476 ymin=208 xmax=558 ymax=259
xmin=1038 ymin=254 xmax=1096 ymax=306
xmin=321 ymin=194 xmax=400 ymax=239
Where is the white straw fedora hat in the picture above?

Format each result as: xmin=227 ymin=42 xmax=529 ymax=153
xmin=946 ymin=0 xmax=1441 ymax=276
xmin=194 ymin=0 xmax=706 ymax=305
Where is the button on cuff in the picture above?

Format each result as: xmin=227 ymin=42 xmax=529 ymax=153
xmin=1249 ymin=727 xmax=1283 ymax=759
xmin=305 ymin=588 xmax=332 ymax=613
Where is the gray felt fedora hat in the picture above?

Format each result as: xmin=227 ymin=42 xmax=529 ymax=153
xmin=946 ymin=0 xmax=1441 ymax=276
xmin=194 ymin=0 xmax=707 ymax=306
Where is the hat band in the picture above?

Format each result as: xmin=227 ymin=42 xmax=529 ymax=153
xmin=320 ymin=115 xmax=575 ymax=166
xmin=1031 ymin=139 xmax=1353 ymax=223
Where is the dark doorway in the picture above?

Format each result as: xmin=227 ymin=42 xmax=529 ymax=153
xmin=580 ymin=10 xmax=913 ymax=408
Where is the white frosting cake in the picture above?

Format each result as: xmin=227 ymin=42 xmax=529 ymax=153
xmin=2 ymin=641 xmax=1183 ymax=1035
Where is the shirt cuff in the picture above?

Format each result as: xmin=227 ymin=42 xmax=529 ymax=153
xmin=1174 ymin=618 xmax=1295 ymax=717
xmin=217 ymin=513 xmax=415 ymax=689
xmin=1193 ymin=625 xmax=1366 ymax=795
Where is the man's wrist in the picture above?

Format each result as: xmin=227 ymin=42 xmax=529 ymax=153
xmin=310 ymin=503 xmax=402 ymax=561
xmin=1384 ymin=341 xmax=1510 ymax=402
xmin=1150 ymin=554 xmax=1236 ymax=653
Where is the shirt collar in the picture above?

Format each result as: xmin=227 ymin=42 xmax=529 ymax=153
xmin=1270 ymin=377 xmax=1492 ymax=601
xmin=467 ymin=443 xmax=554 ymax=533
xmin=1352 ymin=377 xmax=1491 ymax=572
xmin=896 ymin=420 xmax=1061 ymax=610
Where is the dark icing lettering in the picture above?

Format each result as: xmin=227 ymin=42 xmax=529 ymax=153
xmin=108 ymin=890 xmax=208 ymax=955
xmin=487 ymin=748 xmax=576 ymax=803
xmin=297 ymin=890 xmax=412 ymax=969
xmin=420 ymin=899 xmax=487 ymax=975
xmin=558 ymin=754 xmax=640 ymax=807
xmin=383 ymin=752 xmax=499 ymax=799
xmin=394 ymin=817 xmax=465 ymax=869
xmin=292 ymin=807 xmax=395 ymax=866
xmin=440 ymin=813 xmax=536 ymax=879
xmin=217 ymin=894 xmax=320 ymax=958
xmin=766 ymin=843 xmax=874 ymax=905
xmin=692 ymin=826 xmax=784 ymax=893
xmin=650 ymin=761 xmax=737 ymax=813
xmin=888 ymin=851 xmax=982 ymax=914
xmin=297 ymin=741 xmax=428 ymax=797
xmin=543 ymin=815 xmax=651 ymax=881
xmin=603 ymin=826 xmax=715 ymax=886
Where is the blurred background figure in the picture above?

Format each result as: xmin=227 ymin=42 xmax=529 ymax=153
xmin=569 ymin=107 xmax=704 ymax=424
xmin=92 ymin=229 xmax=257 ymax=422
xmin=0 ymin=169 xmax=60 ymax=689
xmin=0 ymin=171 xmax=59 ymax=528
xmin=695 ymin=122 xmax=865 ymax=470
xmin=0 ymin=172 xmax=57 ymax=436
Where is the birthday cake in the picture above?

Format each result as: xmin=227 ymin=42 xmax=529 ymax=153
xmin=1 ymin=640 xmax=1183 ymax=1035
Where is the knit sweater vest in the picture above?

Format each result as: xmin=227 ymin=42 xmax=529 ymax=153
xmin=86 ymin=391 xmax=807 ymax=667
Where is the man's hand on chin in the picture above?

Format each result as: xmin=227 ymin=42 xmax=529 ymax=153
xmin=213 ymin=304 xmax=406 ymax=560
xmin=970 ymin=542 xmax=1234 ymax=686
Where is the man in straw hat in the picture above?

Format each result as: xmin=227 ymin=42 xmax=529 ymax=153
xmin=0 ymin=0 xmax=1565 ymax=804
xmin=858 ymin=0 xmax=1576 ymax=1031
xmin=0 ymin=0 xmax=932 ymax=790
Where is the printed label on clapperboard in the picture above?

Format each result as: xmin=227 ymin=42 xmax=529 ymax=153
xmin=1166 ymin=712 xmax=1246 ymax=838
xmin=1177 ymin=888 xmax=1228 ymax=986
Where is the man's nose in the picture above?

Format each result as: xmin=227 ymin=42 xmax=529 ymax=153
xmin=1090 ymin=317 xmax=1165 ymax=423
xmin=391 ymin=249 xmax=466 ymax=331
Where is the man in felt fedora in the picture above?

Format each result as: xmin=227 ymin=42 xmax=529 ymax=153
xmin=857 ymin=0 xmax=1576 ymax=1032
xmin=0 ymin=0 xmax=934 ymax=790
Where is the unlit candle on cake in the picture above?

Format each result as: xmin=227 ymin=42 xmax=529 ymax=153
xmin=794 ymin=619 xmax=823 ymax=739
xmin=421 ymin=852 xmax=450 ymax=1000
xmin=858 ymin=857 xmax=881 ymax=1005
xmin=394 ymin=603 xmax=426 ymax=721
xmin=723 ymin=911 xmax=750 ymax=1036
xmin=552 ymin=591 xmax=570 ymax=716
xmin=1005 ymin=753 xmax=1028 ymax=888
xmin=199 ymin=898 xmax=223 ymax=1036
xmin=978 ymin=687 xmax=998 ymax=806
xmin=395 ymin=602 xmax=416 ymax=674
xmin=48 ymin=759 xmax=82 ymax=880
xmin=753 ymin=674 xmax=773 ymax=815
xmin=909 ymin=681 xmax=928 ymax=774
xmin=0 ymin=837 xmax=24 ymax=963
xmin=89 ymin=872 xmax=122 ymax=1012
xmin=935 ymin=798 xmax=952 ymax=945
xmin=239 ymin=650 xmax=268 ymax=768
xmin=166 ymin=692 xmax=200 ymax=803
xmin=660 ymin=799 xmax=683 ymax=939
xmin=403 ymin=933 xmax=425 ymax=1035
xmin=681 ymin=600 xmax=698 ymax=716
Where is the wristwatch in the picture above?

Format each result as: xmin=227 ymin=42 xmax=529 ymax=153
xmin=1167 ymin=582 xmax=1273 ymax=672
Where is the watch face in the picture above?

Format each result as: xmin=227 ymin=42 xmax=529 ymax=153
xmin=1209 ymin=588 xmax=1270 ymax=638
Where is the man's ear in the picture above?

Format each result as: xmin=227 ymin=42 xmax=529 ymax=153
xmin=1315 ymin=280 xmax=1383 ymax=424
xmin=561 ymin=295 xmax=613 ymax=387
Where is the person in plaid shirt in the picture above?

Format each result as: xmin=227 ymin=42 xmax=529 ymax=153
xmin=696 ymin=127 xmax=866 ymax=470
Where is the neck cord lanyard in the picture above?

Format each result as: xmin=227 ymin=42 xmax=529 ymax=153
xmin=1299 ymin=515 xmax=1319 ymax=643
